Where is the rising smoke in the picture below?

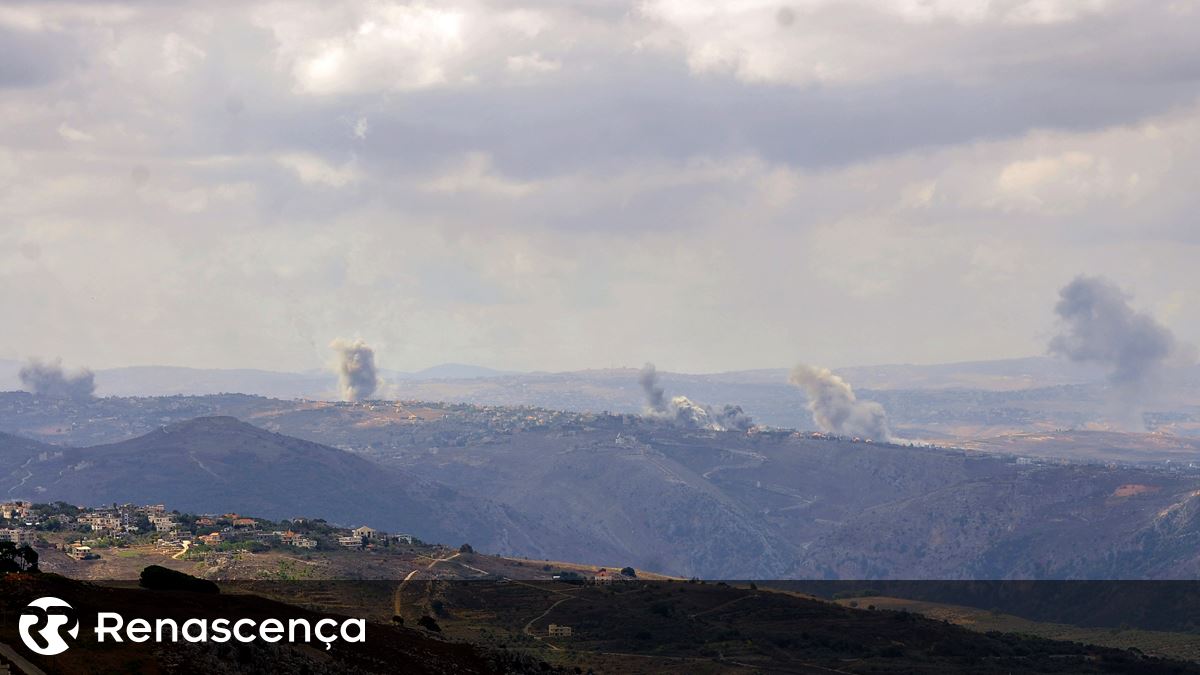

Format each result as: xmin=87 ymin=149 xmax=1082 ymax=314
xmin=788 ymin=364 xmax=891 ymax=442
xmin=18 ymin=358 xmax=96 ymax=401
xmin=638 ymin=363 xmax=754 ymax=432
xmin=1048 ymin=275 xmax=1191 ymax=429
xmin=330 ymin=338 xmax=380 ymax=402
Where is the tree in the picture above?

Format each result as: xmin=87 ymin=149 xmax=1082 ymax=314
xmin=0 ymin=542 xmax=39 ymax=574
xmin=417 ymin=615 xmax=441 ymax=632
xmin=620 ymin=566 xmax=636 ymax=578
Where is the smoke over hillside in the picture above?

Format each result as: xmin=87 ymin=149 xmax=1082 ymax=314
xmin=789 ymin=364 xmax=891 ymax=442
xmin=639 ymin=363 xmax=754 ymax=431
xmin=1048 ymin=275 xmax=1192 ymax=429
xmin=18 ymin=358 xmax=96 ymax=401
xmin=330 ymin=338 xmax=380 ymax=402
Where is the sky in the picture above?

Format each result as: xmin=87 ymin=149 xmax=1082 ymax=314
xmin=0 ymin=0 xmax=1198 ymax=374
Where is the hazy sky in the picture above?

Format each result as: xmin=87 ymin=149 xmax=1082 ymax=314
xmin=1 ymin=0 xmax=1198 ymax=374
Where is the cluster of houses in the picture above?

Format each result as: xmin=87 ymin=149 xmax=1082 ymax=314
xmin=151 ymin=514 xmax=417 ymax=556
xmin=1 ymin=500 xmax=35 ymax=547
xmin=3 ymin=499 xmax=416 ymax=561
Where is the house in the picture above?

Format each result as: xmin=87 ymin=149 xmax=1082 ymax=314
xmin=548 ymin=624 xmax=573 ymax=637
xmin=0 ymin=528 xmax=33 ymax=546
xmin=67 ymin=544 xmax=94 ymax=561
xmin=293 ymin=536 xmax=317 ymax=549
xmin=0 ymin=501 xmax=32 ymax=520
xmin=232 ymin=518 xmax=257 ymax=528
xmin=352 ymin=526 xmax=377 ymax=540
xmin=390 ymin=533 xmax=415 ymax=545
xmin=196 ymin=517 xmax=216 ymax=527
xmin=149 ymin=515 xmax=176 ymax=532
xmin=80 ymin=513 xmax=121 ymax=532
xmin=337 ymin=535 xmax=363 ymax=549
xmin=198 ymin=532 xmax=222 ymax=546
xmin=591 ymin=567 xmax=630 ymax=584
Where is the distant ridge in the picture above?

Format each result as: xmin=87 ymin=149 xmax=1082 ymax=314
xmin=0 ymin=417 xmax=551 ymax=555
xmin=397 ymin=363 xmax=515 ymax=380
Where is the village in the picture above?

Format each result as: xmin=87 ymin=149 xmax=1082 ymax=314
xmin=1 ymin=498 xmax=418 ymax=563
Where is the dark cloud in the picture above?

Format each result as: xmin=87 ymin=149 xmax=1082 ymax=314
xmin=0 ymin=28 xmax=83 ymax=88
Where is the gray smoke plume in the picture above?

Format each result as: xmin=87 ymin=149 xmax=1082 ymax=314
xmin=18 ymin=358 xmax=96 ymax=401
xmin=639 ymin=362 xmax=669 ymax=414
xmin=789 ymin=364 xmax=891 ymax=442
xmin=1048 ymin=275 xmax=1189 ymax=429
xmin=330 ymin=338 xmax=379 ymax=402
xmin=638 ymin=363 xmax=754 ymax=431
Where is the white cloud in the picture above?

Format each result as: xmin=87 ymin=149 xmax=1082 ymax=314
xmin=276 ymin=153 xmax=361 ymax=188
xmin=505 ymin=52 xmax=561 ymax=75
xmin=259 ymin=2 xmax=468 ymax=94
xmin=56 ymin=123 xmax=93 ymax=142
xmin=420 ymin=153 xmax=538 ymax=198
xmin=638 ymin=0 xmax=1131 ymax=85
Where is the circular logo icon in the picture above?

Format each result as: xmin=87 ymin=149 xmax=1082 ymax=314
xmin=19 ymin=597 xmax=79 ymax=656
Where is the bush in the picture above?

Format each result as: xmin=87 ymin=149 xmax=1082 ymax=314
xmin=418 ymin=615 xmax=441 ymax=632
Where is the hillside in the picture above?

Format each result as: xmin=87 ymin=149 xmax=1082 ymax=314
xmin=0 ymin=572 xmax=549 ymax=675
xmin=5 ymin=572 xmax=1196 ymax=674
xmin=357 ymin=418 xmax=1200 ymax=579
xmin=5 ymin=401 xmax=1200 ymax=579
xmin=0 ymin=417 xmax=551 ymax=556
xmin=416 ymin=578 xmax=1198 ymax=674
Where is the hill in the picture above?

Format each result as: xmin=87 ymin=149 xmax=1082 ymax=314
xmin=0 ymin=417 xmax=550 ymax=556
xmin=5 ymin=398 xmax=1200 ymax=579
xmin=416 ymin=578 xmax=1198 ymax=674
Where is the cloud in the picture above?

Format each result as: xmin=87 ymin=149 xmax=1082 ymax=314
xmin=56 ymin=123 xmax=93 ymax=142
xmin=277 ymin=153 xmax=361 ymax=188
xmin=0 ymin=0 xmax=1198 ymax=377
xmin=506 ymin=52 xmax=560 ymax=75
xmin=419 ymin=153 xmax=537 ymax=197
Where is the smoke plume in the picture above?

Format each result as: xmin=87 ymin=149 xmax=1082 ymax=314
xmin=638 ymin=363 xmax=754 ymax=431
xmin=330 ymin=338 xmax=380 ymax=402
xmin=638 ymin=362 xmax=669 ymax=414
xmin=1048 ymin=275 xmax=1190 ymax=429
xmin=788 ymin=364 xmax=891 ymax=442
xmin=18 ymin=358 xmax=96 ymax=401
